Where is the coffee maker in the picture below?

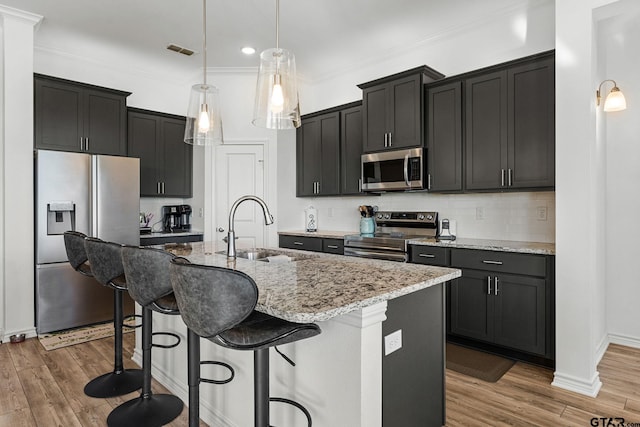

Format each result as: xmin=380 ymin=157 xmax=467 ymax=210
xmin=162 ymin=204 xmax=192 ymax=232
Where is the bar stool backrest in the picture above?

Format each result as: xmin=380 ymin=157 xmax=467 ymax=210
xmin=85 ymin=237 xmax=125 ymax=287
xmin=121 ymin=246 xmax=176 ymax=308
xmin=63 ymin=231 xmax=90 ymax=272
xmin=169 ymin=259 xmax=258 ymax=339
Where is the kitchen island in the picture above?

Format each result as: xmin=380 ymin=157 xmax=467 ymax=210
xmin=142 ymin=241 xmax=461 ymax=427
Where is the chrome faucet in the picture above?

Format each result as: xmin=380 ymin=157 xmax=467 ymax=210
xmin=227 ymin=195 xmax=274 ymax=258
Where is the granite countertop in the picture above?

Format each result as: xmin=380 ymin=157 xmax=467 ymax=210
xmin=163 ymin=241 xmax=461 ymax=323
xmin=278 ymin=230 xmax=357 ymax=239
xmin=408 ymin=237 xmax=555 ymax=255
xmin=140 ymin=230 xmax=204 ymax=238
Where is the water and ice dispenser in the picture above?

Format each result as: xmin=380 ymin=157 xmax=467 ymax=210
xmin=46 ymin=201 xmax=76 ymax=235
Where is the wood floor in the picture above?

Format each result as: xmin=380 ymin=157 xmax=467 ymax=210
xmin=2 ymin=334 xmax=640 ymax=426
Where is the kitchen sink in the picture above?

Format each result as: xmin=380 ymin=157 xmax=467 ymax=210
xmin=215 ymin=248 xmax=317 ymax=262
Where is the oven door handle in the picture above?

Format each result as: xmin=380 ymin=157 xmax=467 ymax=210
xmin=344 ymin=247 xmax=408 ymax=262
xmin=343 ymin=242 xmax=406 ymax=252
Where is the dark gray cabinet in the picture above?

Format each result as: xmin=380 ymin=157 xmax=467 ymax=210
xmin=34 ymin=74 xmax=129 ymax=155
xmin=409 ymin=244 xmax=554 ymax=363
xmin=426 ymin=81 xmax=463 ymax=192
xmin=297 ymin=111 xmax=340 ymax=196
xmin=340 ymin=103 xmax=363 ymax=195
xmin=358 ymin=66 xmax=444 ymax=153
xmin=279 ymin=234 xmax=344 ymax=255
xmin=449 ymin=248 xmax=550 ymax=357
xmin=297 ymin=101 xmax=363 ymax=197
xmin=465 ymin=54 xmax=555 ymax=191
xmin=127 ymin=108 xmax=192 ymax=198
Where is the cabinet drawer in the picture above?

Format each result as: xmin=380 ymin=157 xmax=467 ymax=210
xmin=279 ymin=235 xmax=323 ymax=252
xmin=451 ymin=248 xmax=546 ymax=277
xmin=409 ymin=246 xmax=450 ymax=266
xmin=323 ymin=238 xmax=344 ymax=255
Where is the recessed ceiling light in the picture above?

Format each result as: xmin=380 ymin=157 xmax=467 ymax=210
xmin=241 ymin=46 xmax=256 ymax=55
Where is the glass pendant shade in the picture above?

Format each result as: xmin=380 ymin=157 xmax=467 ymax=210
xmin=252 ymin=48 xmax=301 ymax=130
xmin=184 ymin=83 xmax=223 ymax=145
xmin=603 ymin=88 xmax=627 ymax=112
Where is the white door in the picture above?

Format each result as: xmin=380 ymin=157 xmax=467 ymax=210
xmin=215 ymin=144 xmax=265 ymax=248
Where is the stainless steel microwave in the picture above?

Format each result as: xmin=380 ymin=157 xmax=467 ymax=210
xmin=361 ymin=147 xmax=424 ymax=192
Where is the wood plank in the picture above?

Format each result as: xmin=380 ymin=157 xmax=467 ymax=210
xmin=0 ymin=347 xmax=30 ymax=415
xmin=0 ymin=408 xmax=37 ymax=427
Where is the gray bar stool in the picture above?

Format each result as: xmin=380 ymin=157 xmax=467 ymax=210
xmin=169 ymin=258 xmax=321 ymax=427
xmin=63 ymin=232 xmax=143 ymax=398
xmin=108 ymin=246 xmax=184 ymax=427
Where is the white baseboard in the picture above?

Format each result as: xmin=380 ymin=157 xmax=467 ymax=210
xmin=596 ymin=335 xmax=609 ymax=365
xmin=552 ymin=370 xmax=602 ymax=397
xmin=608 ymin=333 xmax=640 ymax=349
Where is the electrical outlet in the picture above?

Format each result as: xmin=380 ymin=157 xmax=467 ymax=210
xmin=199 ymin=208 xmax=204 ymax=218
xmin=384 ymin=329 xmax=402 ymax=356
xmin=327 ymin=207 xmax=334 ymax=218
xmin=536 ymin=206 xmax=547 ymax=221
xmin=476 ymin=207 xmax=484 ymax=220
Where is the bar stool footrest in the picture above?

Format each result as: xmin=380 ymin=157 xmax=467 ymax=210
xmin=123 ymin=314 xmax=143 ymax=329
xmin=200 ymin=360 xmax=235 ymax=385
xmin=151 ymin=331 xmax=181 ymax=349
xmin=269 ymin=396 xmax=312 ymax=427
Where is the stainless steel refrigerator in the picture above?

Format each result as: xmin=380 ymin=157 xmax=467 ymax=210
xmin=35 ymin=149 xmax=140 ymax=334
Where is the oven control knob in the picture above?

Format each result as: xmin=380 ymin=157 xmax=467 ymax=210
xmin=384 ymin=213 xmax=391 ymax=219
xmin=377 ymin=213 xmax=383 ymax=219
xmin=418 ymin=214 xmax=425 ymax=220
xmin=426 ymin=214 xmax=434 ymax=221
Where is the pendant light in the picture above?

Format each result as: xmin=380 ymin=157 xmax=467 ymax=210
xmin=252 ymin=0 xmax=301 ymax=130
xmin=184 ymin=0 xmax=223 ymax=145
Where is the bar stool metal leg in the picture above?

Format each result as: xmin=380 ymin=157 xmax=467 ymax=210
xmin=255 ymin=348 xmax=270 ymax=427
xmin=106 ymin=307 xmax=183 ymax=427
xmin=188 ymin=329 xmax=200 ymax=427
xmin=84 ymin=288 xmax=143 ymax=398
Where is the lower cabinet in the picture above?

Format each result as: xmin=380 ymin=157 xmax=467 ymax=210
xmin=278 ymin=234 xmax=344 ymax=255
xmin=449 ymin=269 xmax=546 ymax=356
xmin=409 ymin=245 xmax=554 ymax=363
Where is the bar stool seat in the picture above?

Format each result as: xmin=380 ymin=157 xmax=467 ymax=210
xmin=170 ymin=259 xmax=321 ymax=427
xmin=64 ymin=232 xmax=143 ymax=398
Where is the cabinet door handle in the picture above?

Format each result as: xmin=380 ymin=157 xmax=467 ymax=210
xmin=358 ymin=178 xmax=362 ymax=192
xmin=161 ymin=182 xmax=165 ymax=194
xmin=293 ymin=241 xmax=304 ymax=246
xmin=508 ymin=168 xmax=513 ymax=187
xmin=85 ymin=138 xmax=89 ymax=151
xmin=317 ymin=181 xmax=320 ymax=194
xmin=428 ymin=173 xmax=432 ymax=190
xmin=80 ymin=137 xmax=84 ymax=151
xmin=384 ymin=133 xmax=388 ymax=147
xmin=501 ymin=169 xmax=505 ymax=187
xmin=487 ymin=276 xmax=492 ymax=295
xmin=419 ymin=253 xmax=436 ymax=258
xmin=495 ymin=276 xmax=499 ymax=295
xmin=388 ymin=132 xmax=392 ymax=147
xmin=327 ymin=245 xmax=339 ymax=249
xmin=482 ymin=260 xmax=503 ymax=265
xmin=157 ymin=182 xmax=161 ymax=194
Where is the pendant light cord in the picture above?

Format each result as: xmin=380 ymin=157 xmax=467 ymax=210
xmin=203 ymin=0 xmax=207 ymax=86
xmin=275 ymin=0 xmax=280 ymax=50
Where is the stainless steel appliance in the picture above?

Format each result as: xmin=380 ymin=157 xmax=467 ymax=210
xmin=162 ymin=204 xmax=192 ymax=232
xmin=361 ymin=147 xmax=424 ymax=192
xmin=35 ymin=150 xmax=140 ymax=333
xmin=344 ymin=211 xmax=438 ymax=262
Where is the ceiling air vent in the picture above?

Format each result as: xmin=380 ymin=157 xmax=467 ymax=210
xmin=167 ymin=44 xmax=195 ymax=56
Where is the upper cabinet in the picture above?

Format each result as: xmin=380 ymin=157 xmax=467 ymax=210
xmin=34 ymin=74 xmax=129 ymax=156
xmin=426 ymin=81 xmax=463 ymax=192
xmin=358 ymin=66 xmax=444 ymax=153
xmin=426 ymin=51 xmax=555 ymax=193
xmin=127 ymin=108 xmax=192 ymax=198
xmin=465 ymin=53 xmax=555 ymax=191
xmin=297 ymin=101 xmax=363 ymax=197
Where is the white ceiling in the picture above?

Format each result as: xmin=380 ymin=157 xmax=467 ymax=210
xmin=1 ymin=0 xmax=538 ymax=82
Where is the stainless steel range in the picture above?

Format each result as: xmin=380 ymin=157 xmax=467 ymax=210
xmin=344 ymin=211 xmax=438 ymax=262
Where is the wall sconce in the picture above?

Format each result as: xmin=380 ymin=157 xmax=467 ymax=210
xmin=596 ymin=80 xmax=627 ymax=112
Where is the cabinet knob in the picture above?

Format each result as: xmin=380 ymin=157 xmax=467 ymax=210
xmin=217 ymin=227 xmax=225 ymax=232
